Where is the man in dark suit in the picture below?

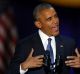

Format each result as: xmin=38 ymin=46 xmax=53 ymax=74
xmin=7 ymin=3 xmax=80 ymax=74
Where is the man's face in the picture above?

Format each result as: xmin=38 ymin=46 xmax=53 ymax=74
xmin=35 ymin=8 xmax=59 ymax=36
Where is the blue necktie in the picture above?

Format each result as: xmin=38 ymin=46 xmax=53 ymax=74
xmin=47 ymin=38 xmax=54 ymax=64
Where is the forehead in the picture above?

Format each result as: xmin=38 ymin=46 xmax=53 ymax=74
xmin=39 ymin=8 xmax=57 ymax=18
xmin=39 ymin=8 xmax=57 ymax=17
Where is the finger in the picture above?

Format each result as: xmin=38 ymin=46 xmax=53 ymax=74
xmin=35 ymin=61 xmax=44 ymax=67
xmin=70 ymin=64 xmax=80 ymax=68
xmin=66 ymin=62 xmax=79 ymax=67
xmin=65 ymin=60 xmax=75 ymax=64
xmin=28 ymin=48 xmax=34 ymax=57
xmin=66 ymin=62 xmax=76 ymax=66
xmin=65 ymin=60 xmax=76 ymax=66
xmin=75 ymin=48 xmax=80 ymax=57
xmin=37 ymin=61 xmax=44 ymax=65
xmin=36 ymin=55 xmax=44 ymax=59
xmin=67 ymin=56 xmax=76 ymax=60
xmin=70 ymin=65 xmax=80 ymax=68
xmin=36 ymin=64 xmax=43 ymax=67
xmin=37 ymin=58 xmax=44 ymax=62
xmin=65 ymin=58 xmax=80 ymax=68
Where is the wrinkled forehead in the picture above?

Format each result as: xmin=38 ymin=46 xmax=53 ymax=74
xmin=38 ymin=8 xmax=57 ymax=16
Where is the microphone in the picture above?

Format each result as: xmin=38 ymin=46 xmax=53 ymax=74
xmin=44 ymin=51 xmax=63 ymax=74
xmin=55 ymin=55 xmax=63 ymax=74
xmin=55 ymin=55 xmax=60 ymax=67
xmin=44 ymin=50 xmax=51 ymax=74
xmin=44 ymin=50 xmax=51 ymax=67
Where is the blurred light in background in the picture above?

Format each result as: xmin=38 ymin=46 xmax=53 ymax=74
xmin=42 ymin=0 xmax=80 ymax=8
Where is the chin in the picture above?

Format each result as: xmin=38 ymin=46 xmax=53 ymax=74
xmin=52 ymin=31 xmax=59 ymax=36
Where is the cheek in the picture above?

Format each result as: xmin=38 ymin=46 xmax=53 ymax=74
xmin=56 ymin=18 xmax=59 ymax=23
xmin=43 ymin=26 xmax=50 ymax=32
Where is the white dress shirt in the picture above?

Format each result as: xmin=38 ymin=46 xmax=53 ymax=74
xmin=20 ymin=29 xmax=56 ymax=74
xmin=39 ymin=30 xmax=56 ymax=62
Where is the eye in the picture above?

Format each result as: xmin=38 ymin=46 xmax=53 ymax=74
xmin=47 ymin=17 xmax=52 ymax=21
xmin=54 ymin=14 xmax=58 ymax=18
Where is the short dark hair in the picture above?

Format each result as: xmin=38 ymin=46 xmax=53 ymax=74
xmin=33 ymin=3 xmax=54 ymax=21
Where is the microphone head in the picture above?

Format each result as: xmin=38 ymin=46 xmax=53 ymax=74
xmin=44 ymin=50 xmax=50 ymax=66
xmin=55 ymin=55 xmax=60 ymax=66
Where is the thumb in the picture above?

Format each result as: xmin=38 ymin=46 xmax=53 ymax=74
xmin=28 ymin=48 xmax=34 ymax=58
xmin=75 ymin=48 xmax=80 ymax=57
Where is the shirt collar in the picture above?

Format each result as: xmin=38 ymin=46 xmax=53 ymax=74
xmin=38 ymin=29 xmax=55 ymax=43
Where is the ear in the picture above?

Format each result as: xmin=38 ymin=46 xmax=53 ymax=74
xmin=34 ymin=21 xmax=42 ymax=28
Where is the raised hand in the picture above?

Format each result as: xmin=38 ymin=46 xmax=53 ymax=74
xmin=21 ymin=48 xmax=44 ymax=70
xmin=65 ymin=48 xmax=80 ymax=68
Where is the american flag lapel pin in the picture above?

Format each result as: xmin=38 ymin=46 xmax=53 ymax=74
xmin=60 ymin=45 xmax=64 ymax=47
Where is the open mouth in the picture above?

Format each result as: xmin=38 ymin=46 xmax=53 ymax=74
xmin=52 ymin=26 xmax=59 ymax=31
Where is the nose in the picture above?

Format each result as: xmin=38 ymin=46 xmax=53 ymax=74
xmin=52 ymin=17 xmax=59 ymax=24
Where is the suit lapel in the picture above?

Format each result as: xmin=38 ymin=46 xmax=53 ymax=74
xmin=32 ymin=33 xmax=65 ymax=59
xmin=31 ymin=32 xmax=45 ymax=56
xmin=32 ymin=33 xmax=65 ymax=58
xmin=55 ymin=35 xmax=65 ymax=60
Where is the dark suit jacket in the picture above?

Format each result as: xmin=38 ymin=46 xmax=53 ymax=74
xmin=7 ymin=32 xmax=79 ymax=74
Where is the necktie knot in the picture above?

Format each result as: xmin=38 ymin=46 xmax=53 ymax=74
xmin=48 ymin=38 xmax=52 ymax=43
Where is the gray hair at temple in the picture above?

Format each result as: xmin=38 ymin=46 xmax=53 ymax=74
xmin=33 ymin=3 xmax=54 ymax=21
